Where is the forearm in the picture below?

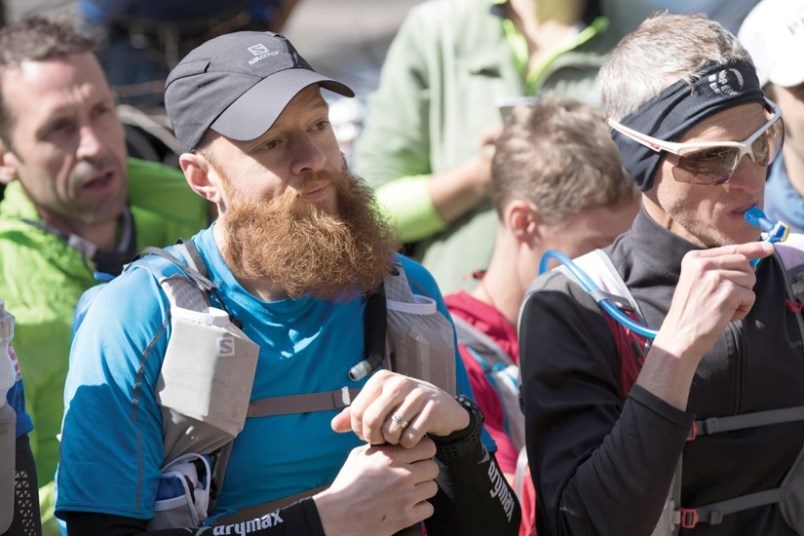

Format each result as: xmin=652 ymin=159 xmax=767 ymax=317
xmin=64 ymin=498 xmax=325 ymax=536
xmin=427 ymin=404 xmax=520 ymax=535
xmin=634 ymin=338 xmax=703 ymax=411
xmin=375 ymin=176 xmax=446 ymax=243
xmin=426 ymin=156 xmax=491 ymax=226
xmin=535 ymin=386 xmax=692 ymax=536
xmin=374 ymin=155 xmax=489 ymax=244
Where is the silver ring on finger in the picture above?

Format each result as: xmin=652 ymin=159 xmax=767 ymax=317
xmin=391 ymin=413 xmax=410 ymax=430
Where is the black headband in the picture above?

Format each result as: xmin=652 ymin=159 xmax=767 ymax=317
xmin=612 ymin=61 xmax=765 ymax=191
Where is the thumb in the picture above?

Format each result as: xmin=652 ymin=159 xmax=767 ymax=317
xmin=331 ymin=407 xmax=352 ymax=433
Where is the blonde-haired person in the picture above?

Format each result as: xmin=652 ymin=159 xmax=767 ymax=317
xmin=445 ymin=96 xmax=638 ymax=535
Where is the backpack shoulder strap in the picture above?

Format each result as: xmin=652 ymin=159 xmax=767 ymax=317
xmin=554 ymin=250 xmax=680 ymax=534
xmin=140 ymin=246 xmax=211 ymax=312
xmin=775 ymin=233 xmax=804 ymax=302
xmin=140 ymin=241 xmax=240 ymax=513
xmin=247 ymin=279 xmax=387 ymax=419
xmin=772 ymin=234 xmax=804 ymax=352
xmin=247 ymin=260 xmax=458 ymax=419
xmin=452 ymin=314 xmax=514 ymax=369
xmin=555 ymin=248 xmax=651 ymax=393
xmin=774 ymin=233 xmax=804 ymax=270
xmin=559 ymin=249 xmax=645 ymax=322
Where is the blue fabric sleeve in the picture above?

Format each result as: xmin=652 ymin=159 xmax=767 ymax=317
xmin=7 ymin=379 xmax=33 ymax=438
xmin=56 ymin=266 xmax=170 ymax=520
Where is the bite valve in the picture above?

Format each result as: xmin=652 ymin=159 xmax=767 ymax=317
xmin=743 ymin=206 xmax=790 ymax=267
xmin=743 ymin=206 xmax=790 ymax=243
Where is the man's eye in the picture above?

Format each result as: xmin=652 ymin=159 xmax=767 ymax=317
xmin=312 ymin=120 xmax=330 ymax=131
xmin=47 ymin=120 xmax=76 ymax=136
xmin=92 ymin=104 xmax=112 ymax=118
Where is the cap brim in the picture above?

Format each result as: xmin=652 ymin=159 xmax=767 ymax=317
xmin=210 ymin=68 xmax=354 ymax=142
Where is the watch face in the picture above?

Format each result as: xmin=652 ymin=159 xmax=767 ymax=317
xmin=457 ymin=394 xmax=484 ymax=424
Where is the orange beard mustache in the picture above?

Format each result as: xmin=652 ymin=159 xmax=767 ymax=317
xmin=220 ymin=169 xmax=399 ymax=300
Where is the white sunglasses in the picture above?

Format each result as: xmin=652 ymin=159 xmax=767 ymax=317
xmin=607 ymin=98 xmax=784 ymax=185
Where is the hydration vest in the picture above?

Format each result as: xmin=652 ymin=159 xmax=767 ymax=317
xmin=452 ymin=315 xmax=524 ymax=453
xmin=520 ymin=237 xmax=804 ymax=534
xmin=133 ymin=240 xmax=457 ymax=528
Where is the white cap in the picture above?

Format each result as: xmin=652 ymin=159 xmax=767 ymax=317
xmin=739 ymin=0 xmax=804 ymax=87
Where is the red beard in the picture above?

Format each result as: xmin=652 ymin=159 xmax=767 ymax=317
xmin=221 ymin=169 xmax=399 ymax=300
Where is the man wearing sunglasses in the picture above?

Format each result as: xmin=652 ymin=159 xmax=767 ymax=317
xmin=519 ymin=12 xmax=804 ymax=535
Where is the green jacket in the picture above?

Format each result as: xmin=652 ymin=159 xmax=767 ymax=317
xmin=0 ymin=158 xmax=208 ymax=532
xmin=355 ymin=0 xmax=619 ymax=293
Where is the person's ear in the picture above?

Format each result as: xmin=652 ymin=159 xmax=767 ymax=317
xmin=505 ymin=199 xmax=542 ymax=246
xmin=179 ymin=151 xmax=222 ymax=205
xmin=0 ymin=141 xmax=19 ymax=185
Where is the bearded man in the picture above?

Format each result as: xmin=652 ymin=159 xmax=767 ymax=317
xmin=54 ymin=31 xmax=520 ymax=536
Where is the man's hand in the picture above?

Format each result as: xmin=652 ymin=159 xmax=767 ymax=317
xmin=428 ymin=125 xmax=501 ymax=224
xmin=313 ymin=439 xmax=440 ymax=536
xmin=331 ymin=370 xmax=470 ymax=447
xmin=659 ymin=241 xmax=774 ymax=358
xmin=638 ymin=241 xmax=774 ymax=409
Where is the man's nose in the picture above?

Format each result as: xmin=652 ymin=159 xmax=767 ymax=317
xmin=290 ymin=133 xmax=327 ymax=176
xmin=76 ymin=124 xmax=105 ymax=160
xmin=727 ymin=154 xmax=765 ymax=194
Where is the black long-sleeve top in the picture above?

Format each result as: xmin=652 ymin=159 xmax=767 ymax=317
xmin=520 ymin=209 xmax=804 ymax=535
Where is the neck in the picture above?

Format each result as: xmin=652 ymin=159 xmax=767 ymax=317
xmin=782 ymin=146 xmax=804 ymax=197
xmin=38 ymin=209 xmax=119 ymax=251
xmin=506 ymin=0 xmax=585 ymax=71
xmin=510 ymin=0 xmax=583 ymax=23
xmin=237 ymin=276 xmax=289 ymax=302
xmin=470 ymin=235 xmax=525 ymax=327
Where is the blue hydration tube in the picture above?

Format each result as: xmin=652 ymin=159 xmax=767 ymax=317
xmin=538 ymin=250 xmax=659 ymax=340
xmin=536 ymin=207 xmax=789 ymax=341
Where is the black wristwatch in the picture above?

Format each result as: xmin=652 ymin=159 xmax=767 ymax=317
xmin=430 ymin=395 xmax=484 ymax=460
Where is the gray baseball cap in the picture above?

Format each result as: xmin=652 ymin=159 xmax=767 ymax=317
xmin=165 ymin=31 xmax=354 ymax=152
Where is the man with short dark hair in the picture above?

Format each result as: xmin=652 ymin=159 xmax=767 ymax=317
xmin=56 ymin=30 xmax=520 ymax=536
xmin=0 ymin=16 xmax=209 ymax=534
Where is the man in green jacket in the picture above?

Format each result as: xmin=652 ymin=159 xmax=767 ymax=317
xmin=0 ymin=17 xmax=209 ymax=535
xmin=355 ymin=0 xmax=622 ymax=294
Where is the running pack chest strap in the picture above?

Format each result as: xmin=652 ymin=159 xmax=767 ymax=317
xmin=245 ymin=262 xmax=458 ymax=418
xmin=247 ymin=388 xmax=362 ymax=417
